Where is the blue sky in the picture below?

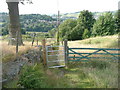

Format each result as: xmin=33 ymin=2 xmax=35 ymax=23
xmin=0 ymin=0 xmax=119 ymax=15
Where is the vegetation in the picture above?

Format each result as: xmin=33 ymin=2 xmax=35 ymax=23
xmin=58 ymin=10 xmax=95 ymax=40
xmin=92 ymin=12 xmax=115 ymax=36
xmin=68 ymin=34 xmax=118 ymax=48
xmin=59 ymin=19 xmax=77 ymax=40
xmin=18 ymin=64 xmax=49 ymax=88
xmin=1 ymin=41 xmax=33 ymax=63
xmin=0 ymin=13 xmax=57 ymax=36
xmin=1 ymin=8 xmax=119 ymax=88
xmin=17 ymin=64 xmax=96 ymax=88
xmin=114 ymin=10 xmax=120 ymax=34
xmin=2 ymin=34 xmax=118 ymax=88
xmin=54 ymin=10 xmax=119 ymax=41
xmin=68 ymin=59 xmax=118 ymax=88
xmin=20 ymin=14 xmax=57 ymax=32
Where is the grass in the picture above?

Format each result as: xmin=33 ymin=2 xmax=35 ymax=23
xmin=67 ymin=34 xmax=119 ymax=88
xmin=5 ymin=60 xmax=118 ymax=88
xmin=81 ymin=60 xmax=118 ymax=88
xmin=1 ymin=34 xmax=56 ymax=63
xmin=45 ymin=68 xmax=95 ymax=88
xmin=68 ymin=34 xmax=119 ymax=48
xmin=2 ymin=34 xmax=119 ymax=88
xmin=8 ymin=63 xmax=95 ymax=88
xmin=1 ymin=41 xmax=35 ymax=63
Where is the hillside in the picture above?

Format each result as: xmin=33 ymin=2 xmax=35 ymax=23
xmin=0 ymin=13 xmax=57 ymax=35
xmin=56 ymin=11 xmax=117 ymax=20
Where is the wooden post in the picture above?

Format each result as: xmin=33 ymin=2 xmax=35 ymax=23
xmin=32 ymin=33 xmax=36 ymax=46
xmin=16 ymin=31 xmax=19 ymax=54
xmin=36 ymin=34 xmax=38 ymax=46
xmin=36 ymin=39 xmax=38 ymax=46
xmin=64 ymin=39 xmax=68 ymax=66
xmin=42 ymin=39 xmax=47 ymax=66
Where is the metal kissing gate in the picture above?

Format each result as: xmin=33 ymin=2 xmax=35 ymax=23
xmin=46 ymin=46 xmax=66 ymax=68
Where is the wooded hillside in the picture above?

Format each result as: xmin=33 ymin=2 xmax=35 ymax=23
xmin=0 ymin=13 xmax=57 ymax=35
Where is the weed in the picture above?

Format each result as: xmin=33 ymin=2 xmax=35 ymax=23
xmin=18 ymin=64 xmax=49 ymax=88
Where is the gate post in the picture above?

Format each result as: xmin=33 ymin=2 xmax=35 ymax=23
xmin=64 ymin=39 xmax=68 ymax=66
xmin=42 ymin=39 xmax=47 ymax=66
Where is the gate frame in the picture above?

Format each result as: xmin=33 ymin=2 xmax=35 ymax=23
xmin=68 ymin=47 xmax=120 ymax=62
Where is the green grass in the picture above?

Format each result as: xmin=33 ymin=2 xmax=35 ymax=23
xmin=4 ymin=59 xmax=118 ymax=88
xmin=67 ymin=58 xmax=118 ymax=88
xmin=2 ymin=63 xmax=96 ymax=88
xmin=16 ymin=64 xmax=96 ymax=88
xmin=83 ymin=60 xmax=118 ymax=88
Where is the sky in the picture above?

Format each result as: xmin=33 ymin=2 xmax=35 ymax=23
xmin=0 ymin=0 xmax=119 ymax=15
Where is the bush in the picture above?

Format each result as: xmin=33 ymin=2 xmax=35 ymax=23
xmin=18 ymin=64 xmax=49 ymax=88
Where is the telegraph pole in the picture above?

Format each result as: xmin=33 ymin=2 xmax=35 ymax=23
xmin=57 ymin=10 xmax=60 ymax=45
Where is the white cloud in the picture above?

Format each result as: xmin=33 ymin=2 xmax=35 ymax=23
xmin=0 ymin=0 xmax=119 ymax=15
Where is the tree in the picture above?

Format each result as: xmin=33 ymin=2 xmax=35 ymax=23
xmin=6 ymin=1 xmax=23 ymax=45
xmin=82 ymin=29 xmax=90 ymax=39
xmin=68 ymin=24 xmax=84 ymax=40
xmin=59 ymin=19 xmax=77 ymax=40
xmin=114 ymin=10 xmax=120 ymax=34
xmin=92 ymin=12 xmax=115 ymax=36
xmin=21 ymin=28 xmax=26 ymax=34
xmin=6 ymin=0 xmax=32 ymax=45
xmin=77 ymin=10 xmax=95 ymax=33
xmin=68 ymin=10 xmax=95 ymax=40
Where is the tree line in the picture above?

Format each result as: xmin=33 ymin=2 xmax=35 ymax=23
xmin=50 ymin=10 xmax=119 ymax=41
xmin=0 ymin=13 xmax=57 ymax=35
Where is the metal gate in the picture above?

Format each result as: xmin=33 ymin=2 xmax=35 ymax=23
xmin=46 ymin=46 xmax=65 ymax=68
xmin=68 ymin=47 xmax=120 ymax=62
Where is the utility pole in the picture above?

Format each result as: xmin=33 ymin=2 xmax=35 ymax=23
xmin=56 ymin=10 xmax=60 ymax=45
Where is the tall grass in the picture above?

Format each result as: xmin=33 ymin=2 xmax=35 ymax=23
xmin=1 ymin=41 xmax=34 ymax=62
xmin=81 ymin=59 xmax=118 ymax=88
xmin=67 ymin=34 xmax=119 ymax=88
xmin=68 ymin=34 xmax=119 ymax=48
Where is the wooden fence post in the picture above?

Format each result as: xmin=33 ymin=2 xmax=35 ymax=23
xmin=16 ymin=31 xmax=19 ymax=55
xmin=42 ymin=39 xmax=47 ymax=66
xmin=32 ymin=33 xmax=36 ymax=46
xmin=64 ymin=39 xmax=68 ymax=66
xmin=36 ymin=39 xmax=38 ymax=46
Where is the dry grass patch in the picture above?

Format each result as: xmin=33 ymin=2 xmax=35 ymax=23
xmin=68 ymin=34 xmax=118 ymax=48
xmin=1 ymin=41 xmax=36 ymax=62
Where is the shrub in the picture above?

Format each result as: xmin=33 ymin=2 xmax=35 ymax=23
xmin=18 ymin=64 xmax=49 ymax=88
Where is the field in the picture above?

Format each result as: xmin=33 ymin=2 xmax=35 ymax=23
xmin=1 ymin=34 xmax=119 ymax=88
